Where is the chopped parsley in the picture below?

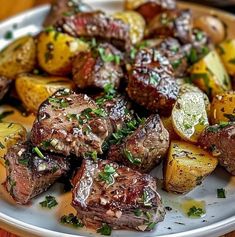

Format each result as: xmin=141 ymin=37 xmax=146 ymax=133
xmin=187 ymin=206 xmax=205 ymax=218
xmin=97 ymin=223 xmax=112 ymax=236
xmin=85 ymin=151 xmax=97 ymax=161
xmin=96 ymin=83 xmax=116 ymax=106
xmin=171 ymin=59 xmax=181 ymax=69
xmin=98 ymin=47 xmax=120 ymax=64
xmin=0 ymin=142 xmax=5 ymax=149
xmin=61 ymin=213 xmax=84 ymax=228
xmin=48 ymin=97 xmax=69 ymax=109
xmin=99 ymin=164 xmax=116 ymax=184
xmin=18 ymin=157 xmax=29 ymax=166
xmin=40 ymin=195 xmax=58 ymax=209
xmin=147 ymin=222 xmax=156 ymax=230
xmin=0 ymin=110 xmax=14 ymax=122
xmin=134 ymin=209 xmax=142 ymax=216
xmin=130 ymin=47 xmax=137 ymax=60
xmin=229 ymin=58 xmax=235 ymax=64
xmin=4 ymin=30 xmax=13 ymax=40
xmin=217 ymin=188 xmax=226 ymax=198
xmin=187 ymin=48 xmax=198 ymax=64
xmin=207 ymin=122 xmax=230 ymax=133
xmin=123 ymin=149 xmax=141 ymax=165
xmin=32 ymin=147 xmax=45 ymax=159
xmin=141 ymin=191 xmax=152 ymax=207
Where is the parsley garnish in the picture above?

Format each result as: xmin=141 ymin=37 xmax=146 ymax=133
xmin=40 ymin=195 xmax=58 ymax=209
xmin=32 ymin=147 xmax=45 ymax=159
xmin=98 ymin=47 xmax=120 ymax=64
xmin=217 ymin=188 xmax=226 ymax=198
xmin=147 ymin=222 xmax=156 ymax=230
xmin=0 ymin=110 xmax=14 ymax=122
xmin=4 ymin=31 xmax=13 ymax=40
xmin=123 ymin=149 xmax=141 ymax=165
xmin=48 ymin=97 xmax=69 ymax=109
xmin=0 ymin=142 xmax=5 ymax=149
xmin=134 ymin=209 xmax=142 ymax=216
xmin=97 ymin=223 xmax=112 ymax=236
xmin=18 ymin=157 xmax=29 ymax=166
xmin=229 ymin=58 xmax=235 ymax=64
xmin=141 ymin=190 xmax=152 ymax=207
xmin=187 ymin=206 xmax=205 ymax=218
xmin=85 ymin=151 xmax=97 ymax=161
xmin=96 ymin=83 xmax=116 ymax=106
xmin=61 ymin=213 xmax=84 ymax=228
xmin=99 ymin=165 xmax=116 ymax=184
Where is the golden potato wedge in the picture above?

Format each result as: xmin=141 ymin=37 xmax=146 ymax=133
xmin=210 ymin=91 xmax=235 ymax=124
xmin=124 ymin=0 xmax=146 ymax=10
xmin=0 ymin=122 xmax=27 ymax=165
xmin=0 ymin=36 xmax=36 ymax=79
xmin=37 ymin=30 xmax=89 ymax=76
xmin=190 ymin=50 xmax=231 ymax=98
xmin=164 ymin=141 xmax=218 ymax=194
xmin=217 ymin=39 xmax=235 ymax=76
xmin=113 ymin=11 xmax=146 ymax=44
xmin=15 ymin=74 xmax=76 ymax=113
xmin=172 ymin=91 xmax=209 ymax=143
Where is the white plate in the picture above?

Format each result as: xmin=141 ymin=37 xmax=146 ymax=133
xmin=0 ymin=1 xmax=235 ymax=237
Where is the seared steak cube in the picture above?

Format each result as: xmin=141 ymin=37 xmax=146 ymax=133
xmin=31 ymin=89 xmax=113 ymax=157
xmin=56 ymin=11 xmax=131 ymax=50
xmin=107 ymin=114 xmax=169 ymax=172
xmin=145 ymin=9 xmax=193 ymax=44
xmin=127 ymin=48 xmax=178 ymax=112
xmin=198 ymin=123 xmax=235 ymax=175
xmin=71 ymin=159 xmax=165 ymax=231
xmin=4 ymin=142 xmax=69 ymax=204
xmin=72 ymin=43 xmax=123 ymax=90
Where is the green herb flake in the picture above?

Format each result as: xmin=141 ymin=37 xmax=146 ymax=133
xmin=61 ymin=213 xmax=84 ymax=228
xmin=187 ymin=206 xmax=205 ymax=218
xmin=40 ymin=195 xmax=58 ymax=209
xmin=4 ymin=31 xmax=13 ymax=40
xmin=134 ymin=209 xmax=142 ymax=217
xmin=147 ymin=222 xmax=156 ymax=230
xmin=141 ymin=190 xmax=152 ymax=207
xmin=0 ymin=110 xmax=14 ymax=122
xmin=217 ymin=188 xmax=226 ymax=198
xmin=32 ymin=147 xmax=45 ymax=159
xmin=229 ymin=58 xmax=235 ymax=64
xmin=98 ymin=47 xmax=120 ymax=64
xmin=123 ymin=149 xmax=141 ymax=165
xmin=0 ymin=142 xmax=5 ymax=149
xmin=18 ymin=157 xmax=29 ymax=166
xmin=97 ymin=223 xmax=112 ymax=236
xmin=99 ymin=164 xmax=116 ymax=184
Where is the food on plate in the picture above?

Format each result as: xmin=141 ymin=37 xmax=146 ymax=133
xmin=172 ymin=91 xmax=209 ymax=143
xmin=0 ymin=123 xmax=27 ymax=165
xmin=145 ymin=9 xmax=193 ymax=44
xmin=0 ymin=36 xmax=36 ymax=79
xmin=194 ymin=15 xmax=226 ymax=44
xmin=113 ymin=11 xmax=146 ymax=44
xmin=55 ymin=11 xmax=131 ymax=50
xmin=43 ymin=0 xmax=92 ymax=27
xmin=199 ymin=123 xmax=235 ymax=175
xmin=190 ymin=50 xmax=231 ymax=97
xmin=72 ymin=43 xmax=123 ymax=90
xmin=15 ymin=74 xmax=76 ymax=113
xmin=37 ymin=30 xmax=89 ymax=76
xmin=31 ymin=89 xmax=113 ymax=157
xmin=127 ymin=48 xmax=179 ymax=112
xmin=4 ymin=142 xmax=69 ymax=204
xmin=1 ymin=0 xmax=235 ymax=233
xmin=164 ymin=141 xmax=218 ymax=193
xmin=210 ymin=92 xmax=235 ymax=124
xmin=107 ymin=114 xmax=169 ymax=173
xmin=124 ymin=0 xmax=176 ymax=23
xmin=71 ymin=159 xmax=165 ymax=231
xmin=0 ymin=76 xmax=12 ymax=100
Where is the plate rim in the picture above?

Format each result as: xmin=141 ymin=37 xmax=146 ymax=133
xmin=0 ymin=2 xmax=235 ymax=237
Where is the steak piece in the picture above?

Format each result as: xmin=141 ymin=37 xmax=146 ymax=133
xmin=0 ymin=76 xmax=11 ymax=100
xmin=127 ymin=48 xmax=178 ymax=112
xmin=198 ymin=123 xmax=235 ymax=175
xmin=31 ymin=89 xmax=113 ymax=157
xmin=55 ymin=11 xmax=131 ymax=50
xmin=107 ymin=114 xmax=169 ymax=173
xmin=72 ymin=43 xmax=123 ymax=90
xmin=71 ymin=159 xmax=165 ymax=231
xmin=43 ymin=0 xmax=92 ymax=27
xmin=145 ymin=9 xmax=193 ymax=44
xmin=126 ymin=0 xmax=176 ymax=23
xmin=4 ymin=142 xmax=69 ymax=204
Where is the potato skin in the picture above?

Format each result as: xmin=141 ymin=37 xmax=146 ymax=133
xmin=190 ymin=50 xmax=231 ymax=98
xmin=172 ymin=91 xmax=209 ymax=143
xmin=164 ymin=141 xmax=218 ymax=193
xmin=37 ymin=30 xmax=89 ymax=76
xmin=16 ymin=74 xmax=76 ymax=113
xmin=210 ymin=92 xmax=235 ymax=124
xmin=198 ymin=123 xmax=235 ymax=175
xmin=0 ymin=123 xmax=27 ymax=165
xmin=0 ymin=36 xmax=36 ymax=79
xmin=194 ymin=15 xmax=226 ymax=44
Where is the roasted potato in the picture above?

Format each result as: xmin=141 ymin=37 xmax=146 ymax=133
xmin=0 ymin=122 xmax=27 ymax=165
xmin=194 ymin=15 xmax=226 ymax=44
xmin=113 ymin=11 xmax=146 ymax=44
xmin=0 ymin=36 xmax=36 ymax=79
xmin=217 ymin=39 xmax=235 ymax=77
xmin=15 ymin=74 xmax=76 ymax=113
xmin=172 ymin=91 xmax=209 ymax=143
xmin=164 ymin=141 xmax=218 ymax=193
xmin=37 ymin=30 xmax=89 ymax=76
xmin=161 ymin=116 xmax=180 ymax=140
xmin=190 ymin=50 xmax=231 ymax=98
xmin=210 ymin=91 xmax=235 ymax=124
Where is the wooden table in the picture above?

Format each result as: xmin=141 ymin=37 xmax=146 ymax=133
xmin=0 ymin=0 xmax=235 ymax=236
